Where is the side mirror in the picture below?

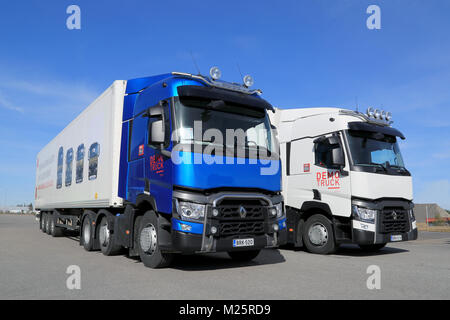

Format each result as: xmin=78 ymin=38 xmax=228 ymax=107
xmin=331 ymin=147 xmax=345 ymax=167
xmin=150 ymin=119 xmax=164 ymax=144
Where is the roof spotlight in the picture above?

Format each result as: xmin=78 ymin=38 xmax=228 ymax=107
xmin=385 ymin=112 xmax=392 ymax=121
xmin=367 ymin=107 xmax=375 ymax=118
xmin=374 ymin=109 xmax=381 ymax=119
xmin=243 ymin=75 xmax=254 ymax=88
xmin=209 ymin=66 xmax=222 ymax=81
xmin=380 ymin=110 xmax=386 ymax=120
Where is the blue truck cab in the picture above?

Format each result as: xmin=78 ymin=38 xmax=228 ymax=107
xmin=115 ymin=71 xmax=287 ymax=267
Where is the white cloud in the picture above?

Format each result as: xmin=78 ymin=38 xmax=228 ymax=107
xmin=0 ymin=91 xmax=24 ymax=113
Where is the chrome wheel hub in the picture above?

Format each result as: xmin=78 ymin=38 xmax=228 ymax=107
xmin=140 ymin=224 xmax=157 ymax=255
xmin=99 ymin=222 xmax=110 ymax=247
xmin=308 ymin=223 xmax=328 ymax=246
xmin=83 ymin=221 xmax=91 ymax=244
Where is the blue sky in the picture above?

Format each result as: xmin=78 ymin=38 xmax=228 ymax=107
xmin=0 ymin=0 xmax=449 ymax=209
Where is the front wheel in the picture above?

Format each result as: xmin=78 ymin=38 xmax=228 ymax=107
xmin=302 ymin=214 xmax=337 ymax=254
xmin=136 ymin=211 xmax=173 ymax=268
xmin=227 ymin=250 xmax=261 ymax=262
xmin=359 ymin=243 xmax=386 ymax=252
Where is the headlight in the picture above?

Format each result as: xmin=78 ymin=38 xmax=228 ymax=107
xmin=275 ymin=202 xmax=284 ymax=218
xmin=352 ymin=205 xmax=377 ymax=223
xmin=178 ymin=201 xmax=205 ymax=220
xmin=409 ymin=209 xmax=415 ymax=221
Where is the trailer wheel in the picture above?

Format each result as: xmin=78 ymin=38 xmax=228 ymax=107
xmin=40 ymin=213 xmax=46 ymax=232
xmin=227 ymin=250 xmax=261 ymax=262
xmin=45 ymin=213 xmax=52 ymax=235
xmin=98 ymin=216 xmax=122 ymax=256
xmin=136 ymin=211 xmax=173 ymax=268
xmin=302 ymin=214 xmax=337 ymax=254
xmin=50 ymin=215 xmax=64 ymax=237
xmin=359 ymin=243 xmax=386 ymax=252
xmin=81 ymin=216 xmax=95 ymax=251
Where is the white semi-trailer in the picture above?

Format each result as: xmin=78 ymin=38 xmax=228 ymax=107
xmin=271 ymin=107 xmax=418 ymax=254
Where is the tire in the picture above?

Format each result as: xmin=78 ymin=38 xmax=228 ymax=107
xmin=50 ymin=215 xmax=64 ymax=237
xmin=45 ymin=213 xmax=52 ymax=235
xmin=227 ymin=250 xmax=261 ymax=262
xmin=302 ymin=214 xmax=337 ymax=254
xmin=40 ymin=213 xmax=47 ymax=232
xmin=136 ymin=211 xmax=173 ymax=268
xmin=98 ymin=216 xmax=122 ymax=256
xmin=81 ymin=215 xmax=95 ymax=251
xmin=359 ymin=243 xmax=386 ymax=252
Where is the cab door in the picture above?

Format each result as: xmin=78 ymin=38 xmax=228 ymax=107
xmin=312 ymin=133 xmax=352 ymax=218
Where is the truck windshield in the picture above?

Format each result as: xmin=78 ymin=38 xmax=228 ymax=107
xmin=173 ymin=97 xmax=275 ymax=154
xmin=346 ymin=130 xmax=406 ymax=169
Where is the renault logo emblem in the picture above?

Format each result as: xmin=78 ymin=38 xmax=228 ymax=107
xmin=239 ymin=206 xmax=247 ymax=218
xmin=392 ymin=211 xmax=398 ymax=220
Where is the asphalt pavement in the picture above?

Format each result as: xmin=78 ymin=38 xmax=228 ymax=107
xmin=0 ymin=214 xmax=449 ymax=300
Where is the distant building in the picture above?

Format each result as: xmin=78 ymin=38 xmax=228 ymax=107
xmin=1 ymin=205 xmax=32 ymax=214
xmin=414 ymin=203 xmax=450 ymax=224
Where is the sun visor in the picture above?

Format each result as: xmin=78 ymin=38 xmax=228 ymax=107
xmin=348 ymin=121 xmax=406 ymax=139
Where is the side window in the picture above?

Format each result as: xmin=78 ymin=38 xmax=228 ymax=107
xmin=129 ymin=115 xmax=148 ymax=161
xmin=88 ymin=143 xmax=100 ymax=180
xmin=147 ymin=114 xmax=162 ymax=148
xmin=57 ymin=147 xmax=63 ymax=189
xmin=148 ymin=101 xmax=171 ymax=149
xmin=314 ymin=138 xmax=341 ymax=168
xmin=76 ymin=144 xmax=85 ymax=183
xmin=65 ymin=148 xmax=74 ymax=187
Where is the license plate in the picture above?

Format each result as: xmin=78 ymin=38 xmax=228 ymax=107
xmin=233 ymin=238 xmax=254 ymax=247
xmin=390 ymin=235 xmax=402 ymax=242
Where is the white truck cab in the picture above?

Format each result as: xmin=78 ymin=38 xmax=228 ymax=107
xmin=271 ymin=107 xmax=418 ymax=254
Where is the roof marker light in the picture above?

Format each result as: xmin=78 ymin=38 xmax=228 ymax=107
xmin=367 ymin=107 xmax=375 ymax=118
xmin=209 ymin=66 xmax=222 ymax=81
xmin=243 ymin=75 xmax=254 ymax=88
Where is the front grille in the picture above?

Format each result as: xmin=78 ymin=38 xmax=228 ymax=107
xmin=379 ymin=208 xmax=409 ymax=234
xmin=218 ymin=205 xmax=265 ymax=220
xmin=219 ymin=221 xmax=265 ymax=237
xmin=214 ymin=198 xmax=268 ymax=237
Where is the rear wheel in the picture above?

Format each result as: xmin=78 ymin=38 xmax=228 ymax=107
xmin=50 ymin=215 xmax=64 ymax=237
xmin=136 ymin=211 xmax=173 ymax=268
xmin=99 ymin=216 xmax=122 ymax=256
xmin=227 ymin=250 xmax=261 ymax=262
xmin=359 ymin=243 xmax=386 ymax=252
xmin=302 ymin=214 xmax=337 ymax=254
xmin=81 ymin=216 xmax=95 ymax=251
xmin=45 ymin=213 xmax=52 ymax=235
xmin=40 ymin=213 xmax=47 ymax=232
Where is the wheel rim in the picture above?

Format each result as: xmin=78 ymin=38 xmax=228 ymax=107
xmin=41 ymin=216 xmax=45 ymax=229
xmin=46 ymin=217 xmax=50 ymax=231
xmin=50 ymin=219 xmax=54 ymax=233
xmin=99 ymin=221 xmax=110 ymax=247
xmin=140 ymin=223 xmax=157 ymax=255
xmin=83 ymin=220 xmax=91 ymax=244
xmin=308 ymin=222 xmax=328 ymax=246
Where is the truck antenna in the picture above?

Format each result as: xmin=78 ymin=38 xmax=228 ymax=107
xmin=355 ymin=96 xmax=359 ymax=113
xmin=190 ymin=51 xmax=202 ymax=76
xmin=236 ymin=63 xmax=244 ymax=81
